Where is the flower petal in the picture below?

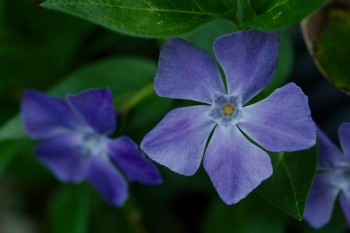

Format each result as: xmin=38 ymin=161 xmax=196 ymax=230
xmin=68 ymin=88 xmax=116 ymax=135
xmin=318 ymin=127 xmax=346 ymax=170
xmin=238 ymin=83 xmax=316 ymax=152
xmin=213 ymin=30 xmax=279 ymax=104
xmin=36 ymin=134 xmax=88 ymax=182
xmin=87 ymin=155 xmax=128 ymax=206
xmin=340 ymin=193 xmax=350 ymax=228
xmin=339 ymin=123 xmax=350 ymax=161
xmin=303 ymin=173 xmax=339 ymax=229
xmin=21 ymin=90 xmax=83 ymax=139
xmin=203 ymin=125 xmax=272 ymax=205
xmin=107 ymin=136 xmax=162 ymax=184
xmin=154 ymin=38 xmax=226 ymax=104
xmin=141 ymin=106 xmax=215 ymax=176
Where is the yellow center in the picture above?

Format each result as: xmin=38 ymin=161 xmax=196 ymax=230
xmin=223 ymin=104 xmax=235 ymax=116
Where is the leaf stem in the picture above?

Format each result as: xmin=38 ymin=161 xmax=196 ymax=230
xmin=123 ymin=84 xmax=154 ymax=110
xmin=116 ymin=84 xmax=154 ymax=134
xmin=240 ymin=0 xmax=255 ymax=19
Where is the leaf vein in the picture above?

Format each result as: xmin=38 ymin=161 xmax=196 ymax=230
xmin=44 ymin=1 xmax=222 ymax=16
xmin=280 ymin=153 xmax=302 ymax=219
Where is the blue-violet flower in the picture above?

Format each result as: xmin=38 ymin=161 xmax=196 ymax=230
xmin=304 ymin=123 xmax=350 ymax=228
xmin=141 ymin=30 xmax=316 ymax=204
xmin=21 ymin=88 xmax=162 ymax=206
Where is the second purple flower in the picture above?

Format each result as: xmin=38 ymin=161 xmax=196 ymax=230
xmin=141 ymin=30 xmax=316 ymax=205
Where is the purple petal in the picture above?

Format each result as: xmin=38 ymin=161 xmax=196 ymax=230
xmin=340 ymin=193 xmax=350 ymax=228
xmin=107 ymin=136 xmax=162 ymax=184
xmin=141 ymin=106 xmax=215 ymax=176
xmin=87 ymin=155 xmax=128 ymax=206
xmin=304 ymin=173 xmax=339 ymax=229
xmin=213 ymin=30 xmax=279 ymax=104
xmin=339 ymin=123 xmax=350 ymax=161
xmin=68 ymin=88 xmax=116 ymax=135
xmin=36 ymin=134 xmax=88 ymax=182
xmin=317 ymin=127 xmax=345 ymax=170
xmin=21 ymin=90 xmax=84 ymax=139
xmin=203 ymin=125 xmax=272 ymax=205
xmin=154 ymin=38 xmax=226 ymax=104
xmin=238 ymin=83 xmax=316 ymax=152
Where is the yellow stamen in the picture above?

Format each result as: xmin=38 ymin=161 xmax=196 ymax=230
xmin=223 ymin=104 xmax=235 ymax=116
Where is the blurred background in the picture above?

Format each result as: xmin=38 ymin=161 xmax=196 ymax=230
xmin=0 ymin=0 xmax=349 ymax=232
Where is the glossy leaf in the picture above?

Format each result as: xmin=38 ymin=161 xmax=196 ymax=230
xmin=182 ymin=18 xmax=237 ymax=54
xmin=257 ymin=146 xmax=318 ymax=220
xmin=303 ymin=8 xmax=350 ymax=93
xmin=41 ymin=0 xmax=237 ymax=38
xmin=49 ymin=185 xmax=90 ymax=233
xmin=243 ymin=0 xmax=326 ymax=30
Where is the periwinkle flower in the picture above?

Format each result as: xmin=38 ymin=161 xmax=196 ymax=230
xmin=304 ymin=123 xmax=350 ymax=228
xmin=141 ymin=30 xmax=316 ymax=204
xmin=21 ymin=88 xmax=161 ymax=206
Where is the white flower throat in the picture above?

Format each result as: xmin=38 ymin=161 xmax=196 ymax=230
xmin=80 ymin=131 xmax=108 ymax=157
xmin=208 ymin=93 xmax=242 ymax=127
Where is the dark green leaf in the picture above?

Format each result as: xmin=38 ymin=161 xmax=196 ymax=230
xmin=0 ymin=116 xmax=26 ymax=141
xmin=243 ymin=0 xmax=326 ymax=30
xmin=182 ymin=18 xmax=237 ymax=54
xmin=51 ymin=56 xmax=158 ymax=104
xmin=41 ymin=0 xmax=237 ymax=37
xmin=314 ymin=9 xmax=350 ymax=93
xmin=49 ymin=185 xmax=90 ymax=233
xmin=257 ymin=146 xmax=318 ymax=220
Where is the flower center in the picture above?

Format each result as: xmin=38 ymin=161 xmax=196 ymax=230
xmin=223 ymin=104 xmax=235 ymax=116
xmin=80 ymin=131 xmax=107 ymax=158
xmin=208 ymin=94 xmax=242 ymax=127
xmin=333 ymin=167 xmax=350 ymax=194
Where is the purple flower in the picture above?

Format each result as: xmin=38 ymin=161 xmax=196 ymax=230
xmin=141 ymin=30 xmax=316 ymax=205
xmin=21 ymin=88 xmax=162 ymax=206
xmin=304 ymin=123 xmax=350 ymax=228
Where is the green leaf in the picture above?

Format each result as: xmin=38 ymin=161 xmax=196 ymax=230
xmin=257 ymin=146 xmax=318 ymax=220
xmin=243 ymin=0 xmax=326 ymax=30
xmin=314 ymin=9 xmax=350 ymax=93
xmin=41 ymin=0 xmax=237 ymax=38
xmin=182 ymin=18 xmax=237 ymax=54
xmin=0 ymin=116 xmax=26 ymax=141
xmin=50 ymin=56 xmax=159 ymax=105
xmin=49 ymin=185 xmax=90 ymax=233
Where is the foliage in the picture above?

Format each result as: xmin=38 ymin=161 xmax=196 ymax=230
xmin=0 ymin=0 xmax=349 ymax=232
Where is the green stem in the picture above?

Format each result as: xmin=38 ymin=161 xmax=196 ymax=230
xmin=116 ymin=84 xmax=154 ymax=134
xmin=223 ymin=5 xmax=245 ymax=30
xmin=123 ymin=84 xmax=154 ymax=110
xmin=240 ymin=0 xmax=254 ymax=19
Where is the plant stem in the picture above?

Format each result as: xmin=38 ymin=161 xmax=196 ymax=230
xmin=240 ymin=0 xmax=254 ymax=19
xmin=123 ymin=84 xmax=154 ymax=110
xmin=116 ymin=84 xmax=154 ymax=134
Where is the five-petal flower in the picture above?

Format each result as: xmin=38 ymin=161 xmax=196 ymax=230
xmin=141 ymin=30 xmax=316 ymax=205
xmin=304 ymin=123 xmax=350 ymax=228
xmin=21 ymin=88 xmax=162 ymax=206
